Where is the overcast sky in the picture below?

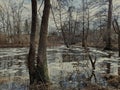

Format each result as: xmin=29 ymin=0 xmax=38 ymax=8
xmin=0 ymin=0 xmax=120 ymax=31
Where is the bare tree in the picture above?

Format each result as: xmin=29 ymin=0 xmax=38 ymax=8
xmin=82 ymin=0 xmax=85 ymax=47
xmin=51 ymin=0 xmax=75 ymax=48
xmin=104 ymin=0 xmax=113 ymax=50
xmin=24 ymin=19 xmax=30 ymax=35
xmin=36 ymin=0 xmax=50 ymax=83
xmin=28 ymin=0 xmax=37 ymax=85
xmin=0 ymin=0 xmax=26 ymax=45
xmin=112 ymin=19 xmax=120 ymax=57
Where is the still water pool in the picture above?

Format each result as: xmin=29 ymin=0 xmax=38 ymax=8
xmin=0 ymin=46 xmax=120 ymax=90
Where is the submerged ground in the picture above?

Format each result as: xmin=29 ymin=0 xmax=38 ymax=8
xmin=0 ymin=46 xmax=120 ymax=90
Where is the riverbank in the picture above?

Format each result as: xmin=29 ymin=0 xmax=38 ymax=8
xmin=0 ymin=41 xmax=118 ymax=52
xmin=0 ymin=44 xmax=29 ymax=48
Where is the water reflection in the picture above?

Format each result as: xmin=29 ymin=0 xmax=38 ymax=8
xmin=118 ymin=61 xmax=120 ymax=75
xmin=55 ymin=48 xmax=119 ymax=89
xmin=0 ymin=48 xmax=29 ymax=90
xmin=0 ymin=47 xmax=119 ymax=90
xmin=106 ymin=63 xmax=111 ymax=74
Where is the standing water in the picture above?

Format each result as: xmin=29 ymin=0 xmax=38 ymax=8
xmin=0 ymin=46 xmax=120 ymax=90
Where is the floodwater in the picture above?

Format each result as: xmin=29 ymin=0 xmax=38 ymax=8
xmin=0 ymin=46 xmax=120 ymax=90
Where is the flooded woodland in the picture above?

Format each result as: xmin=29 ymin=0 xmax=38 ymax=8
xmin=0 ymin=46 xmax=120 ymax=90
xmin=0 ymin=0 xmax=120 ymax=90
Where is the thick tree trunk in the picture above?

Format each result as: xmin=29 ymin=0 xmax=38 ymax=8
xmin=28 ymin=0 xmax=37 ymax=85
xmin=104 ymin=0 xmax=112 ymax=50
xmin=36 ymin=0 xmax=50 ymax=83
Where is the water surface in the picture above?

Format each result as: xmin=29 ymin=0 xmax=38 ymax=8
xmin=0 ymin=46 xmax=120 ymax=90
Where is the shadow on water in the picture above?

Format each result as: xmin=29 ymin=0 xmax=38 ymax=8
xmin=0 ymin=47 xmax=120 ymax=90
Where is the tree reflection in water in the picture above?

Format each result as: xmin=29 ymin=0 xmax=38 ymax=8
xmin=59 ymin=48 xmax=111 ymax=89
xmin=0 ymin=47 xmax=119 ymax=90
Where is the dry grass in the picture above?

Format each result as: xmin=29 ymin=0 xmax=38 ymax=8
xmin=29 ymin=83 xmax=52 ymax=90
xmin=28 ymin=82 xmax=120 ymax=90
xmin=0 ymin=76 xmax=28 ymax=84
xmin=0 ymin=77 xmax=9 ymax=84
xmin=101 ymin=74 xmax=120 ymax=89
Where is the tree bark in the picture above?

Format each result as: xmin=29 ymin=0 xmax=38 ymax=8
xmin=118 ymin=33 xmax=120 ymax=57
xmin=28 ymin=0 xmax=37 ymax=85
xmin=82 ymin=0 xmax=85 ymax=47
xmin=112 ymin=19 xmax=120 ymax=57
xmin=61 ymin=28 xmax=69 ymax=48
xmin=104 ymin=0 xmax=112 ymax=50
xmin=36 ymin=0 xmax=50 ymax=83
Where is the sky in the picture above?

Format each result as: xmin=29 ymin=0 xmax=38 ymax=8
xmin=0 ymin=0 xmax=120 ymax=31
xmin=0 ymin=0 xmax=120 ymax=17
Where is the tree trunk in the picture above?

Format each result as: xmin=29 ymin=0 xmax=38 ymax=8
xmin=59 ymin=2 xmax=69 ymax=48
xmin=36 ymin=0 xmax=50 ymax=83
xmin=28 ymin=0 xmax=37 ymax=85
xmin=82 ymin=0 xmax=85 ymax=47
xmin=112 ymin=19 xmax=120 ymax=57
xmin=118 ymin=33 xmax=120 ymax=57
xmin=104 ymin=0 xmax=112 ymax=50
xmin=61 ymin=29 xmax=69 ymax=48
xmin=85 ymin=0 xmax=89 ymax=48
